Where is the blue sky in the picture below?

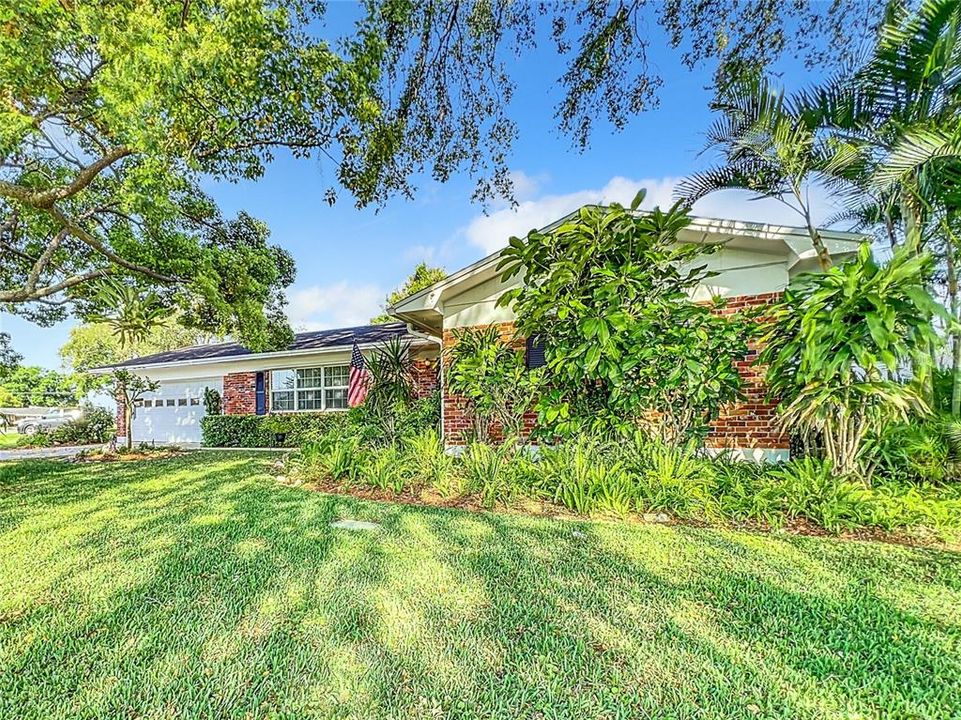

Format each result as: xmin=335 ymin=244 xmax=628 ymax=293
xmin=1 ymin=4 xmax=843 ymax=369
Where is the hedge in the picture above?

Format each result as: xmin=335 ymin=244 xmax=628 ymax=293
xmin=200 ymin=412 xmax=352 ymax=448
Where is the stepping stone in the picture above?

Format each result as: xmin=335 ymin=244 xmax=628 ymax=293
xmin=330 ymin=519 xmax=381 ymax=531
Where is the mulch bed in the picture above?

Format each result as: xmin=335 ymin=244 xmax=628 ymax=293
xmin=283 ymin=474 xmax=959 ymax=552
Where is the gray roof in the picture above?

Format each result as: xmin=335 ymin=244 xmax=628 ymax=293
xmin=100 ymin=322 xmax=419 ymax=369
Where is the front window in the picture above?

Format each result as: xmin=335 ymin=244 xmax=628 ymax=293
xmin=270 ymin=365 xmax=350 ymax=411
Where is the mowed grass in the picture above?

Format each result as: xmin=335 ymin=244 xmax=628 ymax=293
xmin=0 ymin=453 xmax=959 ymax=719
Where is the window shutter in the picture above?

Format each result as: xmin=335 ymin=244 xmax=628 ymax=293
xmin=525 ymin=334 xmax=546 ymax=369
xmin=255 ymin=372 xmax=266 ymax=415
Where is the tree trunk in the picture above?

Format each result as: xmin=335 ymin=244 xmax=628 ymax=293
xmin=948 ymin=244 xmax=961 ymax=416
xmin=124 ymin=400 xmax=133 ymax=451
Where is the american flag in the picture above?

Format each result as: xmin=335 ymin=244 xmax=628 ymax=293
xmin=348 ymin=342 xmax=369 ymax=407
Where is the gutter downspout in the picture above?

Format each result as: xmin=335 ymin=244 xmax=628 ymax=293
xmin=405 ymin=324 xmax=445 ymax=441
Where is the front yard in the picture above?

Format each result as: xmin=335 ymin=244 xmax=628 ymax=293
xmin=1 ymin=452 xmax=959 ymax=719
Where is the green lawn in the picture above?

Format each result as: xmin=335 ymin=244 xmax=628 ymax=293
xmin=0 ymin=431 xmax=23 ymax=449
xmin=1 ymin=453 xmax=959 ymax=719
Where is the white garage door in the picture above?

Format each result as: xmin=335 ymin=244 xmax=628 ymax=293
xmin=131 ymin=378 xmax=221 ymax=445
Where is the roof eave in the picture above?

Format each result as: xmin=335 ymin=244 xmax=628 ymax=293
xmin=90 ymin=337 xmax=432 ymax=374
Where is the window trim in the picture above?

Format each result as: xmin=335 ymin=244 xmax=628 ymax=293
xmin=269 ymin=364 xmax=351 ymax=413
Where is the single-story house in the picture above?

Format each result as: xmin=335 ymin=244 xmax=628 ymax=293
xmin=98 ymin=209 xmax=864 ymax=459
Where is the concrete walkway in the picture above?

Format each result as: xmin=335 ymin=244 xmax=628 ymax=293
xmin=0 ymin=444 xmax=101 ymax=462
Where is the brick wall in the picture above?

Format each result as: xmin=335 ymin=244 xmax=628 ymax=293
xmin=440 ymin=293 xmax=787 ymax=451
xmin=223 ymin=372 xmax=258 ymax=415
xmin=705 ymin=292 xmax=785 ymax=450
xmin=411 ymin=355 xmax=440 ymax=398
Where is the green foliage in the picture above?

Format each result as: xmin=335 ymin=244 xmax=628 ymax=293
xmin=356 ymin=338 xmax=416 ymax=444
xmin=0 ymin=386 xmax=21 ymax=408
xmin=403 ymin=428 xmax=453 ymax=490
xmin=200 ymin=416 xmax=273 ymax=448
xmin=0 ymin=332 xmax=21 ymax=381
xmin=537 ymin=437 xmax=634 ymax=516
xmin=371 ymin=263 xmax=446 ymax=324
xmin=201 ymin=412 xmax=351 ymax=448
xmin=363 ymin=445 xmax=408 ymax=494
xmin=446 ymin=326 xmax=541 ymax=442
xmin=865 ymin=414 xmax=961 ymax=484
xmin=203 ymin=388 xmax=222 ymax=417
xmin=498 ymin=195 xmax=755 ymax=443
xmin=0 ymin=366 xmax=80 ymax=407
xmin=458 ymin=441 xmax=524 ymax=509
xmin=760 ymin=245 xmax=942 ymax=475
xmin=48 ymin=407 xmax=115 ymax=446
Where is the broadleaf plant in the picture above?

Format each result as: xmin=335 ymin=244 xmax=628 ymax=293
xmin=497 ymin=193 xmax=758 ymax=444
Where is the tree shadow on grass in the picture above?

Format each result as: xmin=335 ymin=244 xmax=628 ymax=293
xmin=2 ymin=457 xmax=960 ymax=719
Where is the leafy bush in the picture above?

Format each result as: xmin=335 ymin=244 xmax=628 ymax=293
xmin=768 ymin=457 xmax=875 ymax=533
xmin=403 ymin=428 xmax=453 ymax=490
xmin=497 ymin=195 xmax=756 ymax=443
xmin=364 ymin=445 xmax=408 ymax=493
xmin=49 ymin=407 xmax=115 ymax=445
xmin=201 ymin=412 xmax=352 ymax=447
xmin=633 ymin=441 xmax=714 ymax=518
xmin=201 ymin=415 xmax=273 ymax=447
xmin=864 ymin=415 xmax=961 ymax=484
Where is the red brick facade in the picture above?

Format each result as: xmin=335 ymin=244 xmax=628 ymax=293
xmin=441 ymin=293 xmax=787 ymax=451
xmin=705 ymin=292 xmax=785 ymax=450
xmin=223 ymin=372 xmax=258 ymax=415
xmin=411 ymin=355 xmax=440 ymax=399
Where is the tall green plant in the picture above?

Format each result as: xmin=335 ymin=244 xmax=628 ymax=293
xmin=355 ymin=338 xmax=420 ymax=445
xmin=445 ymin=327 xmax=542 ymax=443
xmin=497 ymin=192 xmax=756 ymax=444
xmin=760 ymin=244 xmax=942 ymax=476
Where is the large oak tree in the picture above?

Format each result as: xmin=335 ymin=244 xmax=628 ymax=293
xmin=2 ymin=0 xmax=880 ymax=350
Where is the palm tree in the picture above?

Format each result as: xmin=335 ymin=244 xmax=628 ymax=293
xmin=676 ymin=76 xmax=839 ymax=270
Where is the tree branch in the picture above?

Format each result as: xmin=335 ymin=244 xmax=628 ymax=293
xmin=0 ymin=268 xmax=110 ymax=303
xmin=0 ymin=145 xmax=130 ymax=208
xmin=48 ymin=206 xmax=181 ymax=284
xmin=24 ymin=228 xmax=69 ymax=291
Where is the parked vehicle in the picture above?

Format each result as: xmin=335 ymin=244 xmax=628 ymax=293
xmin=17 ymin=409 xmax=82 ymax=435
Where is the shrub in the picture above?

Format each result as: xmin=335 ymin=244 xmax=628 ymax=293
xmin=864 ymin=415 xmax=961 ymax=484
xmin=200 ymin=415 xmax=273 ymax=447
xmin=201 ymin=412 xmax=353 ymax=447
xmin=633 ymin=441 xmax=715 ymax=518
xmin=709 ymin=454 xmax=782 ymax=525
xmin=403 ymin=428 xmax=452 ymax=490
xmin=536 ymin=437 xmax=634 ymax=515
xmin=768 ymin=457 xmax=875 ymax=533
xmin=49 ymin=407 xmax=115 ymax=445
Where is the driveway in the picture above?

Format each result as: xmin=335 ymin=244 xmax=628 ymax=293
xmin=0 ymin=444 xmax=101 ymax=462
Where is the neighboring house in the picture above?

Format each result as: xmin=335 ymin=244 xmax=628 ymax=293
xmin=98 ymin=209 xmax=864 ymax=458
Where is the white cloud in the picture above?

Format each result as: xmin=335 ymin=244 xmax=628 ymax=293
xmin=286 ymin=281 xmax=385 ymax=331
xmin=460 ymin=175 xmax=842 ymax=255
